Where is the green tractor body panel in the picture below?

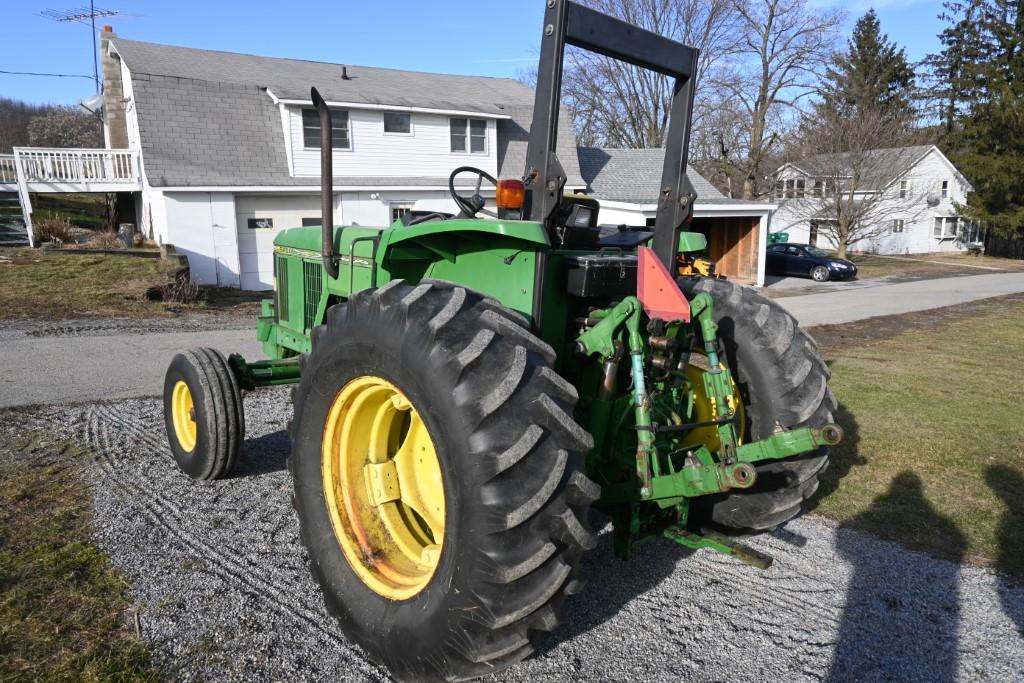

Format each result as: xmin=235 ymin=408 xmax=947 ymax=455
xmin=261 ymin=221 xmax=549 ymax=359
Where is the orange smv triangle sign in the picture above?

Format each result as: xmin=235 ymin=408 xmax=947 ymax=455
xmin=637 ymin=246 xmax=691 ymax=322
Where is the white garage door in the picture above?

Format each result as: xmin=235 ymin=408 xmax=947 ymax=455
xmin=235 ymin=195 xmax=324 ymax=290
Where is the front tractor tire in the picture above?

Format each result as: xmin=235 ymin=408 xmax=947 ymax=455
xmin=288 ymin=280 xmax=598 ymax=682
xmin=162 ymin=347 xmax=244 ymax=480
xmin=678 ymin=277 xmax=836 ymax=530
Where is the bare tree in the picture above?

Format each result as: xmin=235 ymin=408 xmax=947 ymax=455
xmin=714 ymin=0 xmax=842 ymax=199
xmin=559 ymin=0 xmax=745 ymax=148
xmin=774 ymin=107 xmax=930 ymax=258
xmin=0 ymin=97 xmax=50 ymax=154
xmin=27 ymin=106 xmax=102 ymax=148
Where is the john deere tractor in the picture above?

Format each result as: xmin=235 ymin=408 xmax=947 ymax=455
xmin=162 ymin=2 xmax=841 ymax=679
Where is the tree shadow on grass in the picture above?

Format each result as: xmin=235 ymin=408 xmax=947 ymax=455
xmin=829 ymin=472 xmax=966 ymax=683
xmin=232 ymin=430 xmax=290 ymax=478
xmin=984 ymin=465 xmax=1024 ymax=635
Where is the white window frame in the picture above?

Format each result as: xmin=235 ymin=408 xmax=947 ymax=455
xmin=899 ymin=180 xmax=908 ymax=199
xmin=450 ymin=117 xmax=488 ymax=154
xmin=301 ymin=108 xmax=351 ymax=150
xmin=940 ymin=179 xmax=949 ymax=199
xmin=390 ymin=201 xmax=415 ymax=224
xmin=891 ymin=219 xmax=905 ymax=233
xmin=933 ymin=216 xmax=958 ymax=238
xmin=383 ymin=111 xmax=413 ymax=136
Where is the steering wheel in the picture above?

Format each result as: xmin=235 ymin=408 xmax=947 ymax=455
xmin=449 ymin=166 xmax=498 ymax=218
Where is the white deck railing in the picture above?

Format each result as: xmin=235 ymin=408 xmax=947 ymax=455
xmin=12 ymin=147 xmax=139 ymax=186
xmin=0 ymin=155 xmax=16 ymax=184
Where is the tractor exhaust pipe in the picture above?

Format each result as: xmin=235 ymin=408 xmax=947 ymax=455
xmin=311 ymin=87 xmax=339 ymax=279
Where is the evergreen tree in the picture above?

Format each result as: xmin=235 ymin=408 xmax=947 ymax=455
xmin=934 ymin=0 xmax=1024 ymax=236
xmin=821 ymin=9 xmax=916 ymax=119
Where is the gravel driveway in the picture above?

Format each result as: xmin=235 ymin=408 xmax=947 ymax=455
xmin=11 ymin=392 xmax=1023 ymax=682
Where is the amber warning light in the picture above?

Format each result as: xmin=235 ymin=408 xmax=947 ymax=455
xmin=496 ymin=179 xmax=526 ymax=210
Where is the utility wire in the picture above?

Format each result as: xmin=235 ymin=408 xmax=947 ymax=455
xmin=0 ymin=69 xmax=95 ymax=79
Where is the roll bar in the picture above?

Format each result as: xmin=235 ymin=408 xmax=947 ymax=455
xmin=523 ymin=0 xmax=700 ymax=269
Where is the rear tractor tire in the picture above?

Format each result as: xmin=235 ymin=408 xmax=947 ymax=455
xmin=162 ymin=347 xmax=244 ymax=480
xmin=678 ymin=277 xmax=836 ymax=531
xmin=288 ymin=280 xmax=598 ymax=682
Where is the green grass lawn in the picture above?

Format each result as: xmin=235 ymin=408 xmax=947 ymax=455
xmin=0 ymin=248 xmax=178 ymax=319
xmin=812 ymin=300 xmax=1024 ymax=578
xmin=0 ymin=432 xmax=157 ymax=681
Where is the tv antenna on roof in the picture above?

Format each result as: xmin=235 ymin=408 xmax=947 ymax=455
xmin=41 ymin=2 xmax=122 ymax=94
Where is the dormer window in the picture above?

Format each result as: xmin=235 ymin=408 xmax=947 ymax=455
xmin=450 ymin=117 xmax=486 ymax=153
xmin=302 ymin=109 xmax=350 ymax=149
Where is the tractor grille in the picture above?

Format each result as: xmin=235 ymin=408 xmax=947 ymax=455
xmin=303 ymin=260 xmax=322 ymax=332
xmin=277 ymin=256 xmax=289 ymax=323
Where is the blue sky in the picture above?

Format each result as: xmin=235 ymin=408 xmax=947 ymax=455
xmin=2 ymin=0 xmax=947 ymax=106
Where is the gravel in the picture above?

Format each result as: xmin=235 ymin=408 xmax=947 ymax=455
xmin=9 ymin=395 xmax=1024 ymax=682
xmin=0 ymin=315 xmax=253 ymax=342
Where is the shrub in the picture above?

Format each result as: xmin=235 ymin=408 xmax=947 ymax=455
xmin=84 ymin=230 xmax=120 ymax=249
xmin=31 ymin=217 xmax=74 ymax=244
xmin=146 ymin=269 xmax=200 ymax=304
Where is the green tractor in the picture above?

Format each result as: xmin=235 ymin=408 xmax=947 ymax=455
xmin=162 ymin=1 xmax=841 ymax=680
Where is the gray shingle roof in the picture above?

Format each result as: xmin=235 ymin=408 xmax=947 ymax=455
xmin=784 ymin=145 xmax=934 ymax=192
xmin=111 ymin=37 xmax=583 ymax=188
xmin=577 ymin=146 xmax=727 ymax=204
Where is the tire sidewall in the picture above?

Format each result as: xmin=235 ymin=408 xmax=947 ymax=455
xmin=163 ymin=353 xmax=213 ymax=478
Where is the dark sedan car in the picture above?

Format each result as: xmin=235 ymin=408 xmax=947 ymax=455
xmin=765 ymin=243 xmax=858 ymax=282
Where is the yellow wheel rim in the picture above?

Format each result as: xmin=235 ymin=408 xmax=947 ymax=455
xmin=321 ymin=375 xmax=445 ymax=600
xmin=171 ymin=380 xmax=197 ymax=453
xmin=679 ymin=360 xmax=746 ymax=452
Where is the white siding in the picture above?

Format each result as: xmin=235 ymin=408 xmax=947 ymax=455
xmin=233 ymin=190 xmax=453 ymax=290
xmin=772 ymin=149 xmax=973 ymax=254
xmin=286 ymin=106 xmax=499 ymax=178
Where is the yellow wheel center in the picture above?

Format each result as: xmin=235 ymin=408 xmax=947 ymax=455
xmin=171 ymin=380 xmax=197 ymax=453
xmin=321 ymin=375 xmax=445 ymax=600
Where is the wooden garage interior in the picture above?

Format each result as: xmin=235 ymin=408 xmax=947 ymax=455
xmin=692 ymin=216 xmax=760 ymax=284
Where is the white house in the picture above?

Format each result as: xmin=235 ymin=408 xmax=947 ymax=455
xmin=89 ymin=30 xmax=587 ymax=290
xmin=771 ymin=145 xmax=978 ymax=255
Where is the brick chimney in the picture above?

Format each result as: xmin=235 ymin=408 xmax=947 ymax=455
xmin=100 ymin=26 xmax=129 ymax=149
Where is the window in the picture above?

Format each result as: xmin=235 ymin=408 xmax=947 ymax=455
xmin=767 ymin=244 xmax=787 ymax=252
xmin=301 ymin=217 xmax=321 ymax=227
xmin=962 ymin=220 xmax=982 ymax=243
xmin=302 ymin=108 xmax=350 ymax=149
xmin=248 ymin=217 xmax=273 ymax=230
xmin=933 ymin=216 xmax=958 ymax=238
xmin=891 ymin=219 xmax=905 ymax=233
xmin=940 ymin=180 xmax=949 ymax=199
xmin=812 ymin=180 xmax=824 ymax=198
xmin=390 ymin=202 xmax=415 ymax=224
xmin=383 ymin=112 xmax=411 ymax=134
xmin=899 ymin=180 xmax=908 ymax=199
xmin=450 ymin=117 xmax=487 ymax=153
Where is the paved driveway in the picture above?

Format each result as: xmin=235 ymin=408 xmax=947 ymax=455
xmin=2 ymin=271 xmax=1023 ymax=408
xmin=776 ymin=272 xmax=1024 ymax=326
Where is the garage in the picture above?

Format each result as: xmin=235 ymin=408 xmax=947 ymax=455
xmin=235 ymin=194 xmax=323 ymax=290
xmin=577 ymin=147 xmax=775 ymax=286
